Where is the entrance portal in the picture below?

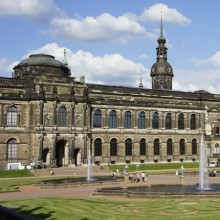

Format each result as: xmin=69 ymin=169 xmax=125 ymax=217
xmin=56 ymin=139 xmax=67 ymax=167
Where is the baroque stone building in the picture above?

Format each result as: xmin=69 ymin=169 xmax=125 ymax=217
xmin=0 ymin=21 xmax=220 ymax=169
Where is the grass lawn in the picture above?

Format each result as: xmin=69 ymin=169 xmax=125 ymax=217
xmin=1 ymin=197 xmax=220 ymax=220
xmin=109 ymin=162 xmax=199 ymax=173
xmin=0 ymin=166 xmax=218 ymax=219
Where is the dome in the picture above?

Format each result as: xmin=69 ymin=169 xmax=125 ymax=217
xmin=13 ymin=54 xmax=71 ymax=79
xmin=150 ymin=61 xmax=173 ymax=77
xmin=14 ymin=54 xmax=66 ymax=68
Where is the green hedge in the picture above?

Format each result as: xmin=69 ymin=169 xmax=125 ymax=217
xmin=0 ymin=169 xmax=34 ymax=178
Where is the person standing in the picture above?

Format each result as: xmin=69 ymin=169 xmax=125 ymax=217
xmin=141 ymin=172 xmax=145 ymax=182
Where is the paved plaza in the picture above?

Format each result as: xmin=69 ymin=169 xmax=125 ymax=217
xmin=1 ymin=167 xmax=220 ymax=201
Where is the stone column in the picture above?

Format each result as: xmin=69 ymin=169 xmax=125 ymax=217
xmin=70 ymin=136 xmax=75 ymax=165
xmin=146 ymin=110 xmax=149 ymax=128
xmin=133 ymin=110 xmax=137 ymax=128
xmin=51 ymin=135 xmax=57 ymax=167
xmin=64 ymin=143 xmax=69 ymax=166
xmin=38 ymin=135 xmax=43 ymax=161
xmin=39 ymin=101 xmax=44 ymax=125
xmin=148 ymin=111 xmax=152 ymax=129
xmin=119 ymin=110 xmax=123 ymax=127
xmin=71 ymin=102 xmax=75 ymax=127
xmin=0 ymin=104 xmax=4 ymax=125
xmin=187 ymin=112 xmax=190 ymax=129
xmin=104 ymin=109 xmax=108 ymax=127
xmin=53 ymin=102 xmax=57 ymax=125
xmin=174 ymin=112 xmax=177 ymax=129
xmin=83 ymin=104 xmax=87 ymax=126
xmin=161 ymin=112 xmax=165 ymax=128
xmin=184 ymin=113 xmax=187 ymax=129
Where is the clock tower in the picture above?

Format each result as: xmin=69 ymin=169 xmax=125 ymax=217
xmin=150 ymin=12 xmax=174 ymax=90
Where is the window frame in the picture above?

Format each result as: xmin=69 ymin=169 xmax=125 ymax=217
xmin=153 ymin=138 xmax=160 ymax=155
xmin=152 ymin=112 xmax=159 ymax=129
xmin=7 ymin=106 xmax=17 ymax=126
xmin=109 ymin=110 xmax=117 ymax=128
xmin=138 ymin=111 xmax=146 ymax=129
xmin=57 ymin=106 xmax=67 ymax=127
xmin=94 ymin=138 xmax=102 ymax=156
xmin=93 ymin=109 xmax=102 ymax=128
xmin=110 ymin=138 xmax=117 ymax=156
xmin=140 ymin=138 xmax=146 ymax=155
xmin=7 ymin=138 xmax=17 ymax=160
xmin=125 ymin=138 xmax=132 ymax=156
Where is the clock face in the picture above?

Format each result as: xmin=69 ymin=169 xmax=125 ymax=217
xmin=167 ymin=68 xmax=171 ymax=72
xmin=159 ymin=67 xmax=163 ymax=72
xmin=152 ymin=68 xmax=155 ymax=72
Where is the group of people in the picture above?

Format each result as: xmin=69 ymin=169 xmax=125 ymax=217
xmin=128 ymin=171 xmax=148 ymax=183
xmin=209 ymin=170 xmax=217 ymax=177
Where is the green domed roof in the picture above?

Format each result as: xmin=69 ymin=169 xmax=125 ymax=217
xmin=15 ymin=54 xmax=65 ymax=68
xmin=13 ymin=54 xmax=71 ymax=79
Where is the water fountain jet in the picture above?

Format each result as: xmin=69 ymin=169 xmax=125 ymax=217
xmin=199 ymin=133 xmax=209 ymax=190
xmin=87 ymin=149 xmax=92 ymax=182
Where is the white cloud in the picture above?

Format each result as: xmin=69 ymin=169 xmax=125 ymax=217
xmin=2 ymin=43 xmax=220 ymax=94
xmin=173 ymin=69 xmax=220 ymax=94
xmin=139 ymin=53 xmax=148 ymax=60
xmin=0 ymin=58 xmax=18 ymax=77
xmin=140 ymin=3 xmax=191 ymax=25
xmin=0 ymin=0 xmax=65 ymax=21
xmin=22 ymin=43 xmax=148 ymax=86
xmin=191 ymin=51 xmax=220 ymax=69
xmin=50 ymin=13 xmax=146 ymax=42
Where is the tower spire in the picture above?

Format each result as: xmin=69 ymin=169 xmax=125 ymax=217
xmin=150 ymin=10 xmax=174 ymax=90
xmin=158 ymin=8 xmax=166 ymax=45
xmin=139 ymin=69 xmax=143 ymax=88
xmin=63 ymin=48 xmax=68 ymax=66
xmin=160 ymin=8 xmax=164 ymax=39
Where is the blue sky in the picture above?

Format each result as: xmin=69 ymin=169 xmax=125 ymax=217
xmin=1 ymin=0 xmax=220 ymax=93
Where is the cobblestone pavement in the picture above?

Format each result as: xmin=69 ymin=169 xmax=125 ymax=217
xmin=1 ymin=167 xmax=220 ymax=201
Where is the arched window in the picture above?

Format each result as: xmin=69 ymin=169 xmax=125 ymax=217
xmin=7 ymin=138 xmax=17 ymax=160
xmin=179 ymin=139 xmax=185 ymax=155
xmin=192 ymin=139 xmax=197 ymax=154
xmin=152 ymin=112 xmax=159 ymax=129
xmin=94 ymin=138 xmax=102 ymax=156
xmin=110 ymin=138 xmax=117 ymax=156
xmin=124 ymin=111 xmax=132 ymax=129
xmin=125 ymin=138 xmax=132 ymax=156
xmin=7 ymin=106 xmax=17 ymax=126
xmin=165 ymin=113 xmax=172 ymax=129
xmin=109 ymin=110 xmax=117 ymax=128
xmin=178 ymin=113 xmax=184 ymax=130
xmin=93 ymin=109 xmax=102 ymax=128
xmin=167 ymin=138 xmax=173 ymax=155
xmin=140 ymin=138 xmax=146 ymax=155
xmin=190 ymin=114 xmax=196 ymax=130
xmin=57 ymin=106 xmax=67 ymax=126
xmin=214 ymin=143 xmax=220 ymax=154
xmin=154 ymin=138 xmax=160 ymax=155
xmin=138 ymin=111 xmax=145 ymax=129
